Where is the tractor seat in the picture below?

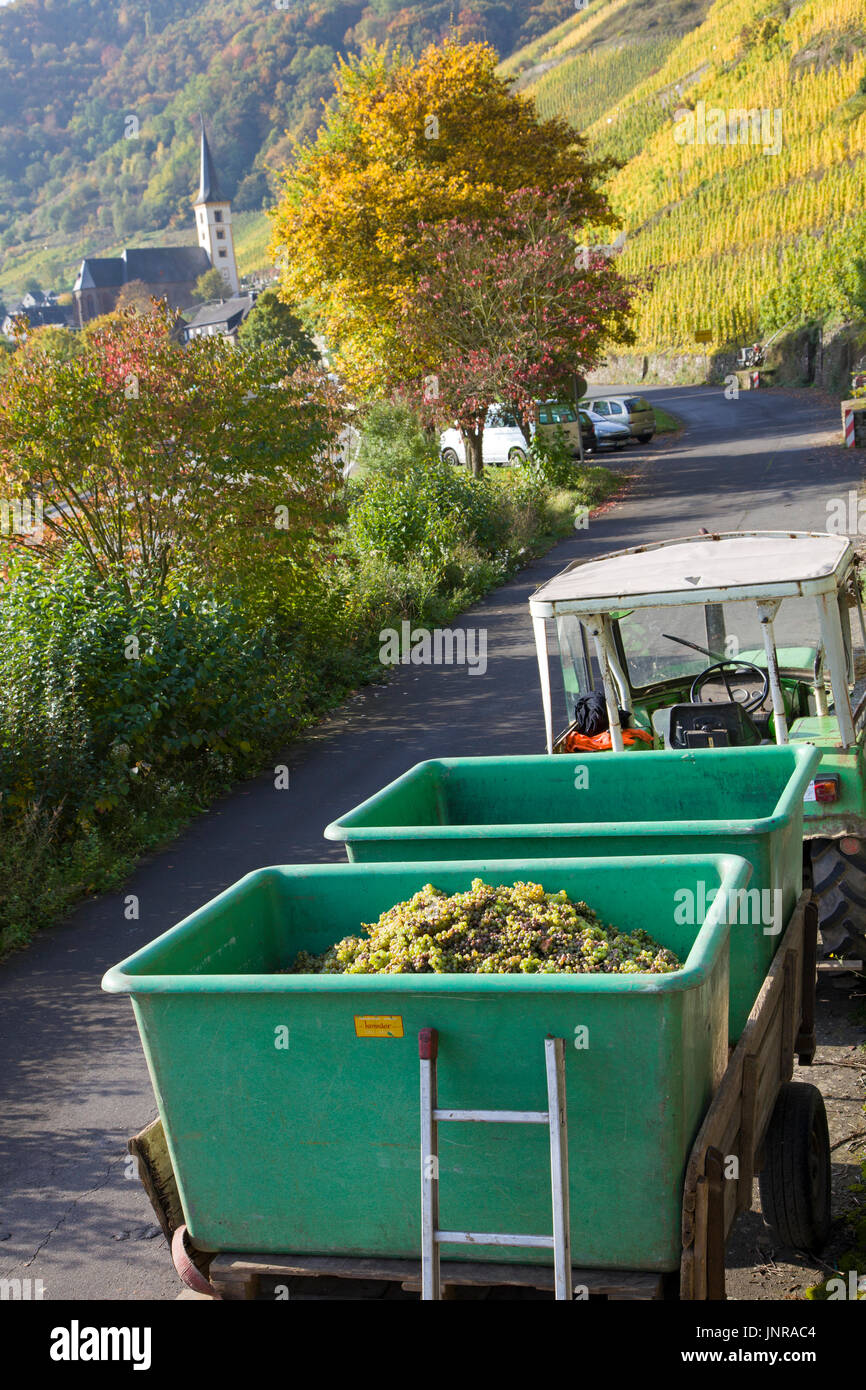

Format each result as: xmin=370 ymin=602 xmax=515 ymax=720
xmin=652 ymin=702 xmax=764 ymax=749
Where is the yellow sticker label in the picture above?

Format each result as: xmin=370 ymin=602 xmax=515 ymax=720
xmin=354 ymin=1015 xmax=404 ymax=1038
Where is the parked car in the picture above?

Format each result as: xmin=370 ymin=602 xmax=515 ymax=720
xmin=579 ymin=405 xmax=631 ymax=450
xmin=536 ymin=400 xmax=587 ymax=456
xmin=578 ymin=410 xmax=597 ymax=454
xmin=586 ymin=395 xmax=655 ymax=444
xmin=441 ymin=402 xmax=600 ymax=468
xmin=440 ymin=405 xmax=531 ymax=467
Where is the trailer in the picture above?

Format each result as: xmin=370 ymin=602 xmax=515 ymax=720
xmin=112 ymin=868 xmax=826 ymax=1301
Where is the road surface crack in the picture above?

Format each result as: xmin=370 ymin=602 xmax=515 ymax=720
xmin=16 ymin=1156 xmax=125 ymax=1272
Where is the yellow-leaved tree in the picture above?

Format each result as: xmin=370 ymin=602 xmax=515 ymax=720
xmin=270 ymin=37 xmax=619 ymax=395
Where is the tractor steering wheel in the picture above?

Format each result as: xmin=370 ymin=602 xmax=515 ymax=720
xmin=690 ymin=660 xmax=769 ymax=713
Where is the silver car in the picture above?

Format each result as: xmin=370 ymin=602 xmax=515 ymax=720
xmin=580 ymin=407 xmax=630 ymax=450
xmin=588 ymin=395 xmax=655 ymax=443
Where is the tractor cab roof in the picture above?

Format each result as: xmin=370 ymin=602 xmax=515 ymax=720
xmin=529 ymin=532 xmax=856 ymax=617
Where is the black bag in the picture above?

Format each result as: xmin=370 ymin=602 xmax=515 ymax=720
xmin=571 ymin=692 xmax=631 ymax=736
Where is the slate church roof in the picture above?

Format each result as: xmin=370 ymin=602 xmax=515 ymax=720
xmin=75 ymin=257 xmax=125 ymax=290
xmin=74 ymin=245 xmax=211 ymax=294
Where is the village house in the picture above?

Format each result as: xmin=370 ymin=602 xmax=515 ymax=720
xmin=182 ymin=293 xmax=255 ymax=343
xmin=2 ymin=290 xmax=69 ymax=336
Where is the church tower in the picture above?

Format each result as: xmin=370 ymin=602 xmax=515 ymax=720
xmin=193 ymin=116 xmax=240 ymax=296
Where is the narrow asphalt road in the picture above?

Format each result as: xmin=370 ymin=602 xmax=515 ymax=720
xmin=0 ymin=383 xmax=860 ymax=1301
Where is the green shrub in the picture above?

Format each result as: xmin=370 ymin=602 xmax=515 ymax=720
xmin=354 ymin=400 xmax=438 ymax=476
xmin=527 ymin=424 xmax=579 ymax=488
xmin=347 ymin=455 xmax=494 ymax=567
xmin=0 ymin=551 xmax=285 ymax=832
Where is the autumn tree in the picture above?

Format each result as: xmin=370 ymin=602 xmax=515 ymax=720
xmin=2 ymin=323 xmax=83 ymax=373
xmin=239 ymin=289 xmax=319 ymax=360
xmin=192 ymin=267 xmax=232 ymax=302
xmin=115 ymin=278 xmax=155 ymax=313
xmin=0 ymin=306 xmax=344 ymax=601
xmin=401 ymin=190 xmax=637 ymax=474
xmin=271 ymin=37 xmax=618 ymax=395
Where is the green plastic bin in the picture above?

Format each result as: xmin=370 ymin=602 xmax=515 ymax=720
xmin=103 ymin=852 xmax=749 ymax=1271
xmin=324 ymin=745 xmax=820 ymax=1039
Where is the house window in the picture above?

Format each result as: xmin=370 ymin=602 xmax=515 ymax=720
xmin=216 ymin=229 xmax=225 ymax=240
xmin=218 ymin=249 xmax=227 ymax=258
xmin=214 ymin=210 xmax=223 ymax=223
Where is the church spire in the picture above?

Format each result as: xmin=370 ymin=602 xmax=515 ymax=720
xmin=195 ymin=113 xmax=222 ymax=205
xmin=191 ymin=113 xmax=240 ymax=296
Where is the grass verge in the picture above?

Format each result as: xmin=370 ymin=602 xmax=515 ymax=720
xmin=653 ymin=406 xmax=682 ymax=433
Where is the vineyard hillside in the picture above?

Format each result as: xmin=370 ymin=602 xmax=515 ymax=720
xmin=506 ymin=0 xmax=866 ymax=355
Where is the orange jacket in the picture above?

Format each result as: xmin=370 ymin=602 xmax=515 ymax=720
xmin=562 ymin=728 xmax=654 ymax=753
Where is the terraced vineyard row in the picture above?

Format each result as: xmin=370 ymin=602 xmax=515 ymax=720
xmin=531 ymin=38 xmax=677 ymax=135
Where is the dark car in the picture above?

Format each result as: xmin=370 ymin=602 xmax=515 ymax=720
xmin=578 ymin=410 xmax=597 ymax=454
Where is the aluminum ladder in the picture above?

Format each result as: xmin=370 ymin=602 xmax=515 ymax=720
xmin=418 ymin=1028 xmax=571 ymax=1300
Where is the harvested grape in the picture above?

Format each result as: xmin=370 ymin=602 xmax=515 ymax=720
xmin=291 ymin=879 xmax=680 ymax=975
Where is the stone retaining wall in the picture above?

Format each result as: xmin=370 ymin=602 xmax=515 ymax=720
xmin=586 ymin=322 xmax=866 ymax=397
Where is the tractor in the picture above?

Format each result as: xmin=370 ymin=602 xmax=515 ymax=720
xmin=529 ymin=530 xmax=866 ymax=961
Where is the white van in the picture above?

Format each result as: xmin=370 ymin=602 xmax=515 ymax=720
xmin=440 ymin=405 xmax=530 ymax=466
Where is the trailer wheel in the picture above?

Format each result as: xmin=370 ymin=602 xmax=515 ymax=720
xmin=809 ymin=838 xmax=866 ymax=958
xmin=759 ymin=1082 xmax=831 ymax=1253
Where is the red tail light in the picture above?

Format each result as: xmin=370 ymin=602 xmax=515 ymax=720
xmin=811 ymin=776 xmax=840 ymax=804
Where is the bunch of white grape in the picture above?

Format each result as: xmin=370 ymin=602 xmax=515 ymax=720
xmin=292 ymin=879 xmax=681 ymax=976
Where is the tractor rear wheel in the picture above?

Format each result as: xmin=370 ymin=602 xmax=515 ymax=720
xmin=809 ymin=837 xmax=866 ymax=959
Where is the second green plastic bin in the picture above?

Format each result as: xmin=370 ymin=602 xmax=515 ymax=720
xmin=325 ymin=745 xmax=820 ymax=1037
